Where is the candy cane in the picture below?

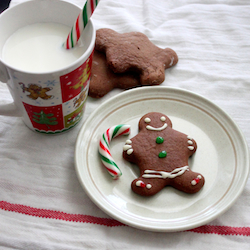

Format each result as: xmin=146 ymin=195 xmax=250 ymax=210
xmin=99 ymin=124 xmax=130 ymax=180
xmin=64 ymin=0 xmax=100 ymax=49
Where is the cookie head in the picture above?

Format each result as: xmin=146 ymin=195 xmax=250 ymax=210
xmin=139 ymin=112 xmax=172 ymax=131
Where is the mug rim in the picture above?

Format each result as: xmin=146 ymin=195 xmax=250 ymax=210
xmin=0 ymin=0 xmax=96 ymax=75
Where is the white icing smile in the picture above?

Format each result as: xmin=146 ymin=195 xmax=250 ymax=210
xmin=146 ymin=123 xmax=167 ymax=131
xmin=144 ymin=116 xmax=168 ymax=131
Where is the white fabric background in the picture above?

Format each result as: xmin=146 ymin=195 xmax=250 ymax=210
xmin=0 ymin=0 xmax=250 ymax=249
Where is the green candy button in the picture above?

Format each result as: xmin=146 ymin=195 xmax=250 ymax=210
xmin=158 ymin=150 xmax=167 ymax=158
xmin=156 ymin=136 xmax=164 ymax=144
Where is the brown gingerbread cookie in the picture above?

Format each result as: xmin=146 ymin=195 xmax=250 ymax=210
xmin=95 ymin=28 xmax=178 ymax=86
xmin=123 ymin=112 xmax=205 ymax=196
xmin=89 ymin=49 xmax=140 ymax=98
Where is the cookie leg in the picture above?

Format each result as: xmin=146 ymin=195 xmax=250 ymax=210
xmin=172 ymin=170 xmax=205 ymax=194
xmin=140 ymin=66 xmax=165 ymax=86
xmin=131 ymin=178 xmax=167 ymax=196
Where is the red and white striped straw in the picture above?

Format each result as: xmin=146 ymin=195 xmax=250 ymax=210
xmin=64 ymin=0 xmax=100 ymax=49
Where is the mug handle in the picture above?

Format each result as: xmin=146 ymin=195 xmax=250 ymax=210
xmin=0 ymin=61 xmax=21 ymax=116
xmin=0 ymin=60 xmax=8 ymax=83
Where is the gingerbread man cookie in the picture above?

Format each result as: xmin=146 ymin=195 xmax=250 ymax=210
xmin=123 ymin=112 xmax=205 ymax=196
xmin=89 ymin=50 xmax=140 ymax=98
xmin=95 ymin=28 xmax=178 ymax=86
xmin=19 ymin=83 xmax=53 ymax=100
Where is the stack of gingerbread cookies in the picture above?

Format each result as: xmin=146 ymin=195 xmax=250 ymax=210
xmin=88 ymin=28 xmax=178 ymax=98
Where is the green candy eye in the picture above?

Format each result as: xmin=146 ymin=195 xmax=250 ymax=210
xmin=156 ymin=136 xmax=164 ymax=144
xmin=158 ymin=150 xmax=167 ymax=158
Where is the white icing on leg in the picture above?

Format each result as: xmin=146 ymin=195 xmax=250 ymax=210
xmin=136 ymin=180 xmax=145 ymax=187
xmin=191 ymin=175 xmax=202 ymax=185
xmin=135 ymin=180 xmax=152 ymax=189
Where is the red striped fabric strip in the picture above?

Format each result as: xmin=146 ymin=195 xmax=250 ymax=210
xmin=1 ymin=200 xmax=249 ymax=235
xmin=188 ymin=225 xmax=250 ymax=236
xmin=0 ymin=201 xmax=123 ymax=227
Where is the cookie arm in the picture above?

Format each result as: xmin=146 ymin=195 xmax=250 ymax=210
xmin=95 ymin=28 xmax=115 ymax=52
xmin=186 ymin=135 xmax=197 ymax=156
xmin=123 ymin=139 xmax=135 ymax=162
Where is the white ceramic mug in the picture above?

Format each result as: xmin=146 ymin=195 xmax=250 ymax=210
xmin=0 ymin=0 xmax=95 ymax=134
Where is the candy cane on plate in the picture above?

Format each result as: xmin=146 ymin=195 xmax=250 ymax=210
xmin=99 ymin=124 xmax=130 ymax=180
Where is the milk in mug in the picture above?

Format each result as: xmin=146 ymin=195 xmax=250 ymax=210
xmin=2 ymin=22 xmax=87 ymax=72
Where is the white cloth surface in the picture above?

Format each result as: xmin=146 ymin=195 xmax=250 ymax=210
xmin=1 ymin=0 xmax=250 ymax=249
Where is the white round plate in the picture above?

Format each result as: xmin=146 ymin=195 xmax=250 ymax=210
xmin=75 ymin=86 xmax=249 ymax=232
